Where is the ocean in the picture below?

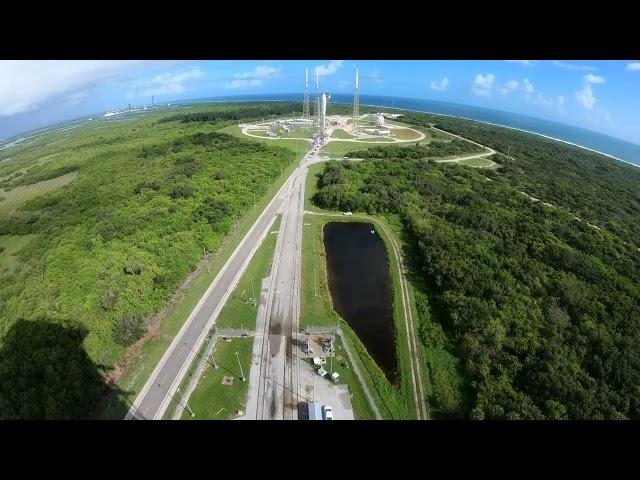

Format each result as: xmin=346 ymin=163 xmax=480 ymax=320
xmin=3 ymin=94 xmax=639 ymax=168
xmin=184 ymin=94 xmax=640 ymax=167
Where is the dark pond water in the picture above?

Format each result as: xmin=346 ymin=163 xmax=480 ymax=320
xmin=323 ymin=222 xmax=397 ymax=384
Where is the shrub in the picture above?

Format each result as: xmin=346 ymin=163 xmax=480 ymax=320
xmin=133 ymin=181 xmax=160 ymax=194
xmin=112 ymin=315 xmax=146 ymax=346
xmin=124 ymin=262 xmax=142 ymax=275
xmin=101 ymin=290 xmax=118 ymax=310
xmin=170 ymin=184 xmax=194 ymax=199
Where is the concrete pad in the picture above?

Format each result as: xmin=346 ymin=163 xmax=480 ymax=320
xmin=298 ymin=360 xmax=354 ymax=420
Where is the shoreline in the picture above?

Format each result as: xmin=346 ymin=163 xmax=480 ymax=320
xmin=355 ymin=101 xmax=640 ymax=170
xmin=3 ymin=97 xmax=639 ymax=170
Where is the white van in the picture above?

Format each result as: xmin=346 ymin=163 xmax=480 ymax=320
xmin=322 ymin=405 xmax=333 ymax=420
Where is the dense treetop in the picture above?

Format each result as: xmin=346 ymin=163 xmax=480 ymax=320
xmin=314 ymin=143 xmax=640 ymax=419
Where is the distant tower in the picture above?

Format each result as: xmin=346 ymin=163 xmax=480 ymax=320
xmin=315 ymin=71 xmax=320 ymax=126
xmin=353 ymin=68 xmax=360 ymax=132
xmin=303 ymin=68 xmax=310 ymax=119
xmin=320 ymin=93 xmax=327 ymax=133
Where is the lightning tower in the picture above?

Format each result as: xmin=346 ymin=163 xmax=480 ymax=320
xmin=303 ymin=68 xmax=310 ymax=119
xmin=320 ymin=93 xmax=327 ymax=134
xmin=353 ymin=68 xmax=360 ymax=133
xmin=315 ymin=71 xmax=320 ymax=127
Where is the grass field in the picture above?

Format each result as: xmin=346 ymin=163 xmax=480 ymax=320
xmin=246 ymin=130 xmax=270 ymax=137
xmin=357 ymin=137 xmax=395 ymax=143
xmin=331 ymin=129 xmax=354 ymax=139
xmin=215 ymin=215 xmax=281 ymax=330
xmin=421 ymin=344 xmax=467 ymax=419
xmin=458 ymin=157 xmax=493 ymax=167
xmin=278 ymin=127 xmax=315 ymax=139
xmin=303 ymin=162 xmax=334 ymax=213
xmin=392 ymin=128 xmax=422 ymax=141
xmin=180 ymin=336 xmax=253 ymax=420
xmin=318 ymin=141 xmax=363 ymax=157
xmin=220 ymin=124 xmax=310 ymax=153
xmin=0 ymin=234 xmax=36 ymax=272
xmin=0 ymin=171 xmax=77 ymax=216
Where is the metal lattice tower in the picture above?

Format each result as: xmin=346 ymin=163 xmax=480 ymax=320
xmin=303 ymin=68 xmax=310 ymax=119
xmin=353 ymin=68 xmax=360 ymax=132
xmin=314 ymin=71 xmax=320 ymax=128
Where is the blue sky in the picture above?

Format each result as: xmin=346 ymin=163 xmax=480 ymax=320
xmin=1 ymin=60 xmax=639 ymax=144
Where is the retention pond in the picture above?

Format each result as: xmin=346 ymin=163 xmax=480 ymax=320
xmin=323 ymin=221 xmax=397 ymax=384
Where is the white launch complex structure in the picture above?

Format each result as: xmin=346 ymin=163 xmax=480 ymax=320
xmin=312 ymin=67 xmax=359 ymax=138
xmin=239 ymin=66 xmax=424 ymax=145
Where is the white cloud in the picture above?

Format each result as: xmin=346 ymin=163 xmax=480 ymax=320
xmin=523 ymin=78 xmax=534 ymax=93
xmin=472 ymin=73 xmax=494 ymax=96
xmin=226 ymin=79 xmax=263 ymax=89
xmin=430 ymin=77 xmax=449 ymax=91
xmin=500 ymin=80 xmax=519 ymax=95
xmin=533 ymin=93 xmax=554 ymax=107
xmin=234 ymin=65 xmax=280 ymax=80
xmin=626 ymin=62 xmax=640 ymax=72
xmin=506 ymin=60 xmax=535 ymax=66
xmin=575 ymin=74 xmax=605 ymax=110
xmin=225 ymin=65 xmax=280 ymax=89
xmin=575 ymin=84 xmax=596 ymax=109
xmin=314 ymin=60 xmax=344 ymax=77
xmin=137 ymin=66 xmax=204 ymax=97
xmin=368 ymin=70 xmax=383 ymax=84
xmin=522 ymin=78 xmax=534 ymax=101
xmin=583 ymin=74 xmax=605 ymax=85
xmin=552 ymin=60 xmax=597 ymax=71
xmin=0 ymin=60 xmax=138 ymax=117
xmin=557 ymin=96 xmax=565 ymax=109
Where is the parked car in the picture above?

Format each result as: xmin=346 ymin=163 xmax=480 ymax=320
xmin=322 ymin=405 xmax=334 ymax=420
xmin=343 ymin=211 xmax=352 ymax=216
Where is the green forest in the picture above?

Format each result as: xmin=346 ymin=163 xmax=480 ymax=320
xmin=392 ymin=111 xmax=640 ymax=246
xmin=313 ymin=133 xmax=640 ymax=419
xmin=2 ymin=99 xmax=639 ymax=420
xmin=0 ymin=103 xmax=300 ymax=418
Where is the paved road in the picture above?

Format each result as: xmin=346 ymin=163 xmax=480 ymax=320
xmin=125 ymin=155 xmax=306 ymax=420
xmin=252 ymin=149 xmax=316 ymax=419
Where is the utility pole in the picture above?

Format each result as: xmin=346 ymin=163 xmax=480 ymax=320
xmin=211 ymin=352 xmax=218 ymax=369
xmin=175 ymin=386 xmax=194 ymax=417
xmin=251 ymin=277 xmax=256 ymax=306
xmin=235 ymin=351 xmax=246 ymax=382
xmin=314 ymin=267 xmax=317 ymax=297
